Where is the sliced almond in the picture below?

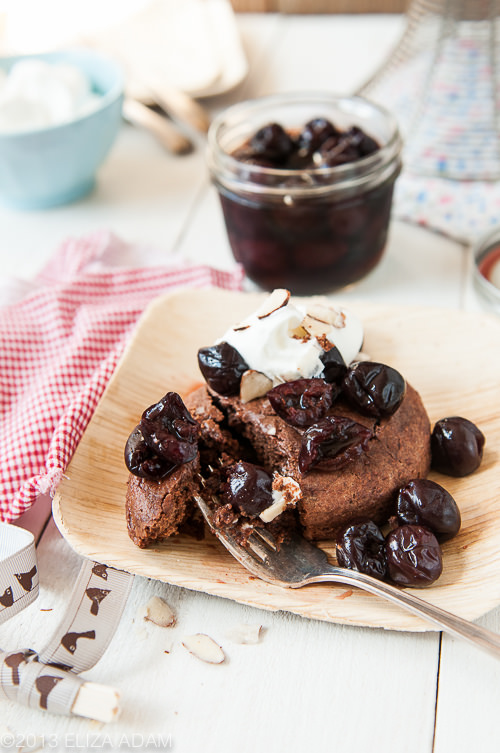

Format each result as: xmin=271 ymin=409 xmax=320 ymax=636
xmin=139 ymin=596 xmax=176 ymax=628
xmin=181 ymin=634 xmax=225 ymax=664
xmin=305 ymin=303 xmax=346 ymax=329
xmin=240 ymin=369 xmax=273 ymax=403
xmin=291 ymin=323 xmax=311 ymax=341
xmin=301 ymin=313 xmax=331 ymax=342
xmin=256 ymin=288 xmax=290 ymax=319
xmin=225 ymin=623 xmax=262 ymax=644
xmin=260 ymin=474 xmax=302 ymax=523
xmin=72 ymin=682 xmax=121 ymax=723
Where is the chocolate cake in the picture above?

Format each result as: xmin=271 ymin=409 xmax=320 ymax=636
xmin=126 ymin=381 xmax=431 ymax=546
xmin=126 ymin=386 xmax=238 ymax=548
xmin=126 ymin=458 xmax=200 ymax=548
xmin=214 ymin=385 xmax=430 ymax=539
xmin=124 ymin=290 xmax=432 ymax=549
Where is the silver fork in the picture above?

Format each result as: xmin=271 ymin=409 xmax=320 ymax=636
xmin=195 ymin=495 xmax=500 ymax=660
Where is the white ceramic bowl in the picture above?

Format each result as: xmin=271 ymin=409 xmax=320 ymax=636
xmin=0 ymin=48 xmax=124 ymax=209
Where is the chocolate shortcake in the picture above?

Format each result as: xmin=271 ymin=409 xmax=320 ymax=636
xmin=125 ymin=289 xmax=431 ymax=548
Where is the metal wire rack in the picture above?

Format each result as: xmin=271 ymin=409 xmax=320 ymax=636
xmin=358 ymin=0 xmax=500 ymax=180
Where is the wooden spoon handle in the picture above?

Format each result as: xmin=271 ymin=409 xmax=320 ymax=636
xmin=142 ymin=77 xmax=211 ymax=134
xmin=122 ymin=98 xmax=193 ymax=155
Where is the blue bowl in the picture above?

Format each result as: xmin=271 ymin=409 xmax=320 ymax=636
xmin=0 ymin=48 xmax=124 ymax=209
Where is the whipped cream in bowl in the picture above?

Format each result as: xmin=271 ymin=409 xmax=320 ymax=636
xmin=0 ymin=58 xmax=102 ymax=134
xmin=0 ymin=49 xmax=124 ymax=209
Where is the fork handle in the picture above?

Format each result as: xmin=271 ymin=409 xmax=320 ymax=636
xmin=303 ymin=567 xmax=500 ymax=659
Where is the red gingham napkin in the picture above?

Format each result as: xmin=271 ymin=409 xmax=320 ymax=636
xmin=0 ymin=230 xmax=244 ymax=522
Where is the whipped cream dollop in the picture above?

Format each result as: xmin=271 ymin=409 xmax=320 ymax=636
xmin=0 ymin=59 xmax=102 ymax=133
xmin=221 ymin=289 xmax=364 ymax=386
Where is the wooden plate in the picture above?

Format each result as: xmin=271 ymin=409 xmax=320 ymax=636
xmin=53 ymin=289 xmax=500 ymax=632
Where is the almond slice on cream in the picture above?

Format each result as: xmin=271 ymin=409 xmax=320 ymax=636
xmin=256 ymin=288 xmax=290 ymax=319
xmin=240 ymin=369 xmax=273 ymax=403
xmin=182 ymin=634 xmax=225 ymax=664
xmin=305 ymin=302 xmax=346 ymax=328
xmin=301 ymin=313 xmax=331 ymax=342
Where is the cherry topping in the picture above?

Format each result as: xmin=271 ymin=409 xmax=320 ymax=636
xmin=140 ymin=392 xmax=200 ymax=461
xmin=343 ymin=361 xmax=406 ymax=417
xmin=198 ymin=342 xmax=249 ymax=396
xmin=336 ymin=519 xmax=387 ymax=580
xmin=220 ymin=461 xmax=273 ymax=517
xmin=345 ymin=125 xmax=379 ymax=156
xmin=296 ymin=117 xmax=338 ymax=155
xmin=125 ymin=393 xmax=200 ymax=479
xmin=124 ymin=426 xmax=176 ymax=480
xmin=249 ymin=123 xmax=294 ymax=164
xmin=431 ymin=416 xmax=485 ymax=477
xmin=267 ymin=378 xmax=336 ymax=427
xmin=317 ymin=136 xmax=360 ymax=167
xmin=397 ymin=479 xmax=461 ymax=541
xmin=385 ymin=525 xmax=443 ymax=587
xmin=299 ymin=416 xmax=372 ymax=474
xmin=319 ymin=346 xmax=347 ymax=385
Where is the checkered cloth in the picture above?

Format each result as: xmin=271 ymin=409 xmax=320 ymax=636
xmin=0 ymin=231 xmax=244 ymax=522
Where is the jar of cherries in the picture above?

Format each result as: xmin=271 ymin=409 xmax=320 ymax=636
xmin=207 ymin=92 xmax=403 ymax=295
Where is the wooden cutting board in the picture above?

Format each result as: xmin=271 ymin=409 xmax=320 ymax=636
xmin=53 ymin=288 xmax=500 ymax=632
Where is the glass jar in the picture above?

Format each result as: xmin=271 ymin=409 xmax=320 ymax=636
xmin=207 ymin=92 xmax=403 ymax=295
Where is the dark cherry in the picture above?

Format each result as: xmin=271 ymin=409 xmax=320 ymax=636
xmin=296 ymin=117 xmax=338 ymax=155
xmin=267 ymin=378 xmax=336 ymax=427
xmin=343 ymin=361 xmax=406 ymax=418
xmin=397 ymin=479 xmax=461 ymax=541
xmin=197 ymin=342 xmax=249 ymax=396
xmin=336 ymin=519 xmax=387 ymax=580
xmin=431 ymin=416 xmax=485 ymax=477
xmin=140 ymin=392 xmax=200 ymax=466
xmin=124 ymin=425 xmax=176 ymax=480
xmin=232 ymin=147 xmax=276 ymax=169
xmin=319 ymin=346 xmax=347 ymax=385
xmin=385 ymin=525 xmax=443 ymax=587
xmin=220 ymin=460 xmax=273 ymax=517
xmin=299 ymin=416 xmax=372 ymax=474
xmin=249 ymin=123 xmax=294 ymax=163
xmin=317 ymin=136 xmax=359 ymax=167
xmin=345 ymin=125 xmax=380 ymax=156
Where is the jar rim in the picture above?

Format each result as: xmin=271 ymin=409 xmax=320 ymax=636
xmin=207 ymin=91 xmax=403 ymax=199
xmin=472 ymin=225 xmax=500 ymax=312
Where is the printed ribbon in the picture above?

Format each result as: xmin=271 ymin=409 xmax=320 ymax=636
xmin=0 ymin=522 xmax=133 ymax=721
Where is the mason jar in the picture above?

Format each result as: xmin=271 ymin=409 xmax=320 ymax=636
xmin=207 ymin=92 xmax=403 ymax=295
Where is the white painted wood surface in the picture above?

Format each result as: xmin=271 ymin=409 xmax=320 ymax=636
xmin=1 ymin=11 xmax=499 ymax=753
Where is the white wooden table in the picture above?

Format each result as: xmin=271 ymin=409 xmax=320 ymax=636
xmin=1 ymin=12 xmax=499 ymax=753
